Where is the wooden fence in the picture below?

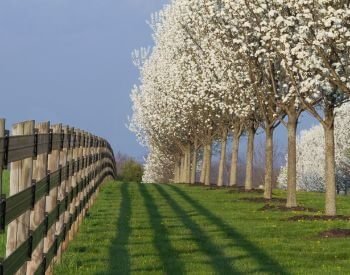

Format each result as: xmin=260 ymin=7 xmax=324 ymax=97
xmin=0 ymin=118 xmax=117 ymax=275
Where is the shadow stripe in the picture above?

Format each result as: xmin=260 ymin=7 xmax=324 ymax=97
xmin=138 ymin=183 xmax=185 ymax=274
xmin=154 ymin=184 xmax=241 ymax=275
xmin=167 ymin=184 xmax=290 ymax=275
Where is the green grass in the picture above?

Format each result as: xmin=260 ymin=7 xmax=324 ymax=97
xmin=2 ymin=170 xmax=10 ymax=196
xmin=54 ymin=181 xmax=350 ymax=275
xmin=0 ymin=170 xmax=9 ymax=257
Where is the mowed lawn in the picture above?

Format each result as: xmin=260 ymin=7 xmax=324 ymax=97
xmin=54 ymin=181 xmax=350 ymax=275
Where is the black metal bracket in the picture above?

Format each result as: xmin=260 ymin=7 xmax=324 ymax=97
xmin=72 ymin=161 xmax=75 ymax=176
xmin=2 ymin=130 xmax=9 ymax=170
xmin=58 ymin=165 xmax=62 ymax=185
xmin=48 ymin=129 xmax=53 ymax=154
xmin=78 ymin=133 xmax=81 ymax=148
xmin=56 ymin=201 xmax=61 ymax=221
xmin=31 ymin=180 xmax=36 ymax=210
xmin=72 ymin=133 xmax=76 ymax=148
xmin=44 ymin=214 xmax=49 ymax=237
xmin=60 ymin=131 xmax=64 ymax=150
xmin=63 ymin=224 xmax=67 ymax=241
xmin=33 ymin=128 xmax=39 ymax=160
xmin=64 ymin=193 xmax=69 ymax=210
xmin=77 ymin=158 xmax=80 ymax=172
xmin=41 ymin=255 xmax=47 ymax=275
xmin=28 ymin=231 xmax=34 ymax=260
xmin=46 ymin=171 xmax=51 ymax=195
xmin=67 ymin=131 xmax=71 ymax=150
xmin=0 ymin=195 xmax=6 ymax=232
xmin=66 ymin=164 xmax=70 ymax=181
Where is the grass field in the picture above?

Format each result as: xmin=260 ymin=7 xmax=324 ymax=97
xmin=54 ymin=181 xmax=350 ymax=275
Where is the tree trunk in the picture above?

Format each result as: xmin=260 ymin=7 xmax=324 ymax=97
xmin=191 ymin=139 xmax=198 ymax=184
xmin=217 ymin=129 xmax=228 ymax=186
xmin=245 ymin=125 xmax=255 ymax=190
xmin=200 ymin=146 xmax=207 ymax=184
xmin=264 ymin=126 xmax=274 ymax=199
xmin=174 ymin=162 xmax=179 ymax=183
xmin=184 ymin=149 xmax=188 ymax=183
xmin=180 ymin=155 xmax=185 ymax=183
xmin=323 ymin=109 xmax=336 ymax=216
xmin=185 ymin=144 xmax=191 ymax=183
xmin=286 ymin=114 xmax=298 ymax=208
xmin=229 ymin=129 xmax=241 ymax=186
xmin=205 ymin=142 xmax=212 ymax=186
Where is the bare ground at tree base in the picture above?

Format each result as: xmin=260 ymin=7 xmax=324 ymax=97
xmin=319 ymin=228 xmax=350 ymax=238
xmin=259 ymin=204 xmax=319 ymax=212
xmin=240 ymin=197 xmax=287 ymax=203
xmin=286 ymin=214 xmax=350 ymax=221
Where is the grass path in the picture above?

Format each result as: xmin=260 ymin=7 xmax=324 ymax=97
xmin=54 ymin=181 xmax=350 ymax=274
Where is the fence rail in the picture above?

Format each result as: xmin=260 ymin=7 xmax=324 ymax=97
xmin=0 ymin=118 xmax=117 ymax=275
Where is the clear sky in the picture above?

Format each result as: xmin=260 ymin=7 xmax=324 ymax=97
xmin=0 ymin=0 xmax=169 ymax=159
xmin=0 ymin=0 xmax=319 ymax=160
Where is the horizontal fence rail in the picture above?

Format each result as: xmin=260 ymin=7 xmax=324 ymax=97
xmin=0 ymin=119 xmax=117 ymax=275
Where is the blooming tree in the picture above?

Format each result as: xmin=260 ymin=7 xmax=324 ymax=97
xmin=278 ymin=102 xmax=350 ymax=194
xmin=130 ymin=0 xmax=350 ymax=215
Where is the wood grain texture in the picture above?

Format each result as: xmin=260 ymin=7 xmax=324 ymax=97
xmin=27 ymin=122 xmax=50 ymax=275
xmin=6 ymin=120 xmax=34 ymax=275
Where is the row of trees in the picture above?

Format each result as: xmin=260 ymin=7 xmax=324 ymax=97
xmin=278 ymin=102 xmax=350 ymax=193
xmin=130 ymin=0 xmax=350 ymax=215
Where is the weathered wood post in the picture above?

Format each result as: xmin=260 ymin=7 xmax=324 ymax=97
xmin=56 ymin=125 xmax=68 ymax=263
xmin=44 ymin=124 xmax=61 ymax=274
xmin=76 ymin=129 xmax=84 ymax=228
xmin=62 ymin=126 xmax=73 ymax=252
xmin=69 ymin=128 xmax=78 ymax=240
xmin=96 ymin=137 xmax=102 ymax=198
xmin=81 ymin=131 xmax=88 ymax=219
xmin=91 ymin=136 xmax=97 ymax=205
xmin=87 ymin=133 xmax=93 ymax=211
xmin=27 ymin=122 xmax=50 ymax=274
xmin=6 ymin=120 xmax=35 ymax=274
xmin=85 ymin=132 xmax=90 ymax=215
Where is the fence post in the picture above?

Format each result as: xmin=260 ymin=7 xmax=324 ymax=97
xmin=62 ymin=126 xmax=73 ymax=252
xmin=44 ymin=124 xmax=61 ymax=274
xmin=81 ymin=131 xmax=87 ymax=219
xmin=27 ymin=121 xmax=50 ymax=274
xmin=76 ymin=129 xmax=84 ymax=228
xmin=93 ymin=136 xmax=98 ymax=204
xmin=69 ymin=128 xmax=78 ymax=241
xmin=87 ymin=133 xmax=93 ymax=211
xmin=56 ymin=125 xmax=68 ymax=263
xmin=6 ymin=120 xmax=35 ymax=275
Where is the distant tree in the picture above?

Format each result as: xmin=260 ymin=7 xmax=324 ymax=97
xmin=122 ymin=159 xmax=144 ymax=183
xmin=115 ymin=151 xmax=130 ymax=179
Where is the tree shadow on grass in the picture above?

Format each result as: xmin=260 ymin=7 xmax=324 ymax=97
xmin=102 ymin=182 xmax=132 ymax=275
xmin=138 ymin=183 xmax=186 ymax=274
xmin=167 ymin=184 xmax=290 ymax=275
xmin=153 ymin=184 xmax=242 ymax=275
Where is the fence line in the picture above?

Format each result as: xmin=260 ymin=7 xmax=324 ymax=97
xmin=0 ymin=118 xmax=117 ymax=275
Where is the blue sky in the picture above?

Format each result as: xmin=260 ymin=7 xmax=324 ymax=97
xmin=0 ymin=0 xmax=319 ymax=160
xmin=0 ymin=0 xmax=169 ymax=159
